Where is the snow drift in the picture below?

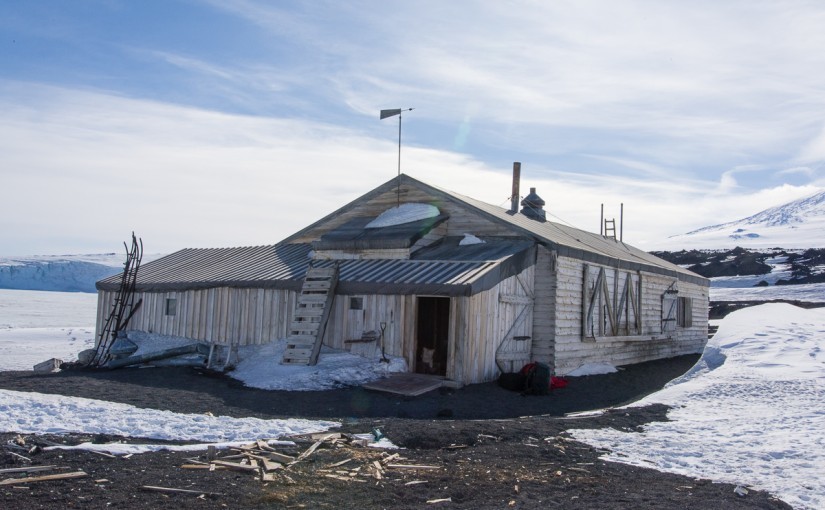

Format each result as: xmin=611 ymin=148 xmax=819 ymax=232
xmin=569 ymin=303 xmax=825 ymax=510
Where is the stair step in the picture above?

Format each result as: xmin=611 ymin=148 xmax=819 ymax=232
xmin=287 ymin=334 xmax=316 ymax=343
xmin=302 ymin=280 xmax=332 ymax=291
xmin=283 ymin=348 xmax=313 ymax=358
xmin=294 ymin=308 xmax=324 ymax=318
xmin=290 ymin=326 xmax=320 ymax=336
xmin=282 ymin=358 xmax=312 ymax=365
xmin=297 ymin=294 xmax=329 ymax=303
xmin=306 ymin=267 xmax=336 ymax=278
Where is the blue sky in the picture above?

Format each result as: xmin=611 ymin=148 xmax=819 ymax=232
xmin=2 ymin=0 xmax=824 ymax=256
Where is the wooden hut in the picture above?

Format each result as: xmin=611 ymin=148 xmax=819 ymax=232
xmin=96 ymin=170 xmax=709 ymax=385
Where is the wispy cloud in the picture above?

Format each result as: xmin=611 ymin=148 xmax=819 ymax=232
xmin=203 ymin=1 xmax=825 ymax=180
xmin=1 ymin=82 xmax=819 ymax=254
xmin=3 ymin=1 xmax=825 ymax=254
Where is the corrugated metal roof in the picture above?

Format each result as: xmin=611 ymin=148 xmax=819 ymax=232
xmin=97 ymin=244 xmax=312 ymax=292
xmin=97 ymin=238 xmax=536 ymax=296
xmin=97 ymin=174 xmax=707 ymax=293
xmin=417 ymin=177 xmax=708 ymax=286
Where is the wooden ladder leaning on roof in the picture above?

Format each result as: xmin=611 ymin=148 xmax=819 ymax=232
xmin=281 ymin=261 xmax=339 ymax=365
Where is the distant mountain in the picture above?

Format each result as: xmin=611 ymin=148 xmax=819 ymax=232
xmin=658 ymin=190 xmax=825 ymax=250
xmin=0 ymin=254 xmax=160 ymax=293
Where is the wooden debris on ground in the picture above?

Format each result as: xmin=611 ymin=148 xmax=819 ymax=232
xmin=182 ymin=432 xmax=442 ymax=486
xmin=140 ymin=485 xmax=223 ymax=497
xmin=0 ymin=470 xmax=87 ymax=486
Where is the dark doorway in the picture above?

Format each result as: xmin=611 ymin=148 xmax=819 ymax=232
xmin=415 ymin=297 xmax=450 ymax=376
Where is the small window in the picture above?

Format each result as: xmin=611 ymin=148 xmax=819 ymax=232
xmin=677 ymin=297 xmax=693 ymax=328
xmin=349 ymin=297 xmax=363 ymax=310
xmin=165 ymin=298 xmax=177 ymax=316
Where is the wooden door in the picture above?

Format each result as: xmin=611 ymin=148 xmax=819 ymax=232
xmin=415 ymin=297 xmax=450 ymax=375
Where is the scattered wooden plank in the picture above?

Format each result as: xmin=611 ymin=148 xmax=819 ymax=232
xmin=381 ymin=453 xmax=401 ymax=465
xmin=308 ymin=432 xmax=342 ymax=441
xmin=0 ymin=466 xmax=61 ymax=475
xmin=210 ymin=460 xmax=259 ymax=472
xmin=261 ymin=459 xmax=282 ymax=472
xmin=323 ymin=474 xmax=367 ymax=483
xmin=181 ymin=464 xmax=227 ymax=471
xmin=7 ymin=452 xmax=31 ymax=463
xmin=386 ymin=464 xmax=440 ymax=470
xmin=405 ymin=480 xmax=428 ymax=486
xmin=268 ymin=451 xmax=297 ymax=464
xmin=291 ymin=434 xmax=335 ymax=464
xmin=328 ymin=458 xmax=353 ymax=468
xmin=427 ymin=497 xmax=452 ymax=504
xmin=140 ymin=485 xmax=222 ymax=497
xmin=0 ymin=471 xmax=87 ymax=486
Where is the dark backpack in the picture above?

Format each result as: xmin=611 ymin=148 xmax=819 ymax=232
xmin=521 ymin=362 xmax=551 ymax=395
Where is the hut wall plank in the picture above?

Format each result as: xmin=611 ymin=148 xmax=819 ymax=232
xmin=553 ymin=255 xmax=709 ymax=376
xmin=116 ymin=287 xmax=300 ymax=347
xmin=531 ymin=246 xmax=556 ymax=371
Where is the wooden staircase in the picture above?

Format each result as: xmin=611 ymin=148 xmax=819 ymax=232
xmin=281 ymin=263 xmax=339 ymax=365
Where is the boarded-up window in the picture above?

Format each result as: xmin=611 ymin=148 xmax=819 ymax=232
xmin=661 ymin=291 xmax=677 ymax=333
xmin=677 ymin=297 xmax=693 ymax=327
xmin=582 ymin=265 xmax=642 ymax=338
xmin=349 ymin=297 xmax=363 ymax=310
xmin=165 ymin=298 xmax=177 ymax=316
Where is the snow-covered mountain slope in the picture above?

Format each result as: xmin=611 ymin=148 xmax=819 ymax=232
xmin=0 ymin=254 xmax=160 ymax=293
xmin=657 ymin=190 xmax=825 ymax=250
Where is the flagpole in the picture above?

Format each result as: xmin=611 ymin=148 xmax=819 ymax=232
xmin=380 ymin=108 xmax=414 ymax=208
xmin=396 ymin=114 xmax=402 ymax=207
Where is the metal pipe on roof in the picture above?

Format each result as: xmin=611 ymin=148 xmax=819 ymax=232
xmin=510 ymin=162 xmax=521 ymax=213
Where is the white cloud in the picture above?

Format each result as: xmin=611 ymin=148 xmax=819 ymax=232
xmin=2 ymin=81 xmax=821 ymax=255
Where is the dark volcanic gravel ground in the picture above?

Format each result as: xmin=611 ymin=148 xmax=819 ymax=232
xmin=0 ymin=354 xmax=792 ymax=509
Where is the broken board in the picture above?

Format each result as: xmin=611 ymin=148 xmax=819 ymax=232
xmin=362 ymin=373 xmax=443 ymax=396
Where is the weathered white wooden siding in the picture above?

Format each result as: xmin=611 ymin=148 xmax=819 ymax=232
xmin=317 ymin=265 xmax=536 ymax=385
xmin=552 ymin=255 xmax=708 ymax=375
xmin=530 ymin=246 xmax=557 ymax=371
xmin=453 ymin=266 xmax=535 ymax=384
xmin=321 ymin=294 xmax=412 ymax=362
xmin=95 ymin=287 xmax=298 ymax=347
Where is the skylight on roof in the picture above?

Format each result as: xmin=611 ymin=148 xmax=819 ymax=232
xmin=365 ymin=203 xmax=440 ymax=229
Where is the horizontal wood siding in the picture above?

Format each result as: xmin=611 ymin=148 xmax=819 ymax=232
xmin=553 ymin=256 xmax=709 ymax=376
xmin=96 ymin=287 xmax=298 ymax=346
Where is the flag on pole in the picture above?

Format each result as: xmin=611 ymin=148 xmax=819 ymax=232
xmin=380 ymin=109 xmax=402 ymax=119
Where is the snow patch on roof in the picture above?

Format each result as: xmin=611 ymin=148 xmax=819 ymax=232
xmin=459 ymin=233 xmax=485 ymax=246
xmin=365 ymin=203 xmax=439 ymax=229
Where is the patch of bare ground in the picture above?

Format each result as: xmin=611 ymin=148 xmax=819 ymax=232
xmin=0 ymin=356 xmax=792 ymax=509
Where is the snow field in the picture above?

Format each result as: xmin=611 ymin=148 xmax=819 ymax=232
xmin=568 ymin=304 xmax=825 ymax=510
